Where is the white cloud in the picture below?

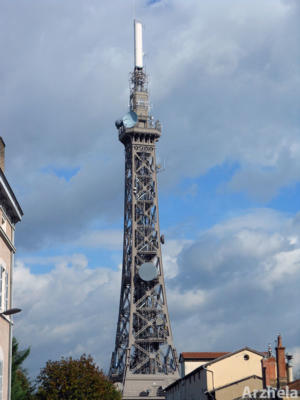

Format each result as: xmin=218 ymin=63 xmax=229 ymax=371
xmin=74 ymin=229 xmax=123 ymax=250
xmin=289 ymin=347 xmax=300 ymax=378
xmin=167 ymin=287 xmax=207 ymax=318
xmin=1 ymin=0 xmax=299 ymax=384
xmin=13 ymin=209 xmax=300 ymax=378
xmin=169 ymin=208 xmax=300 ymax=355
xmin=13 ymin=257 xmax=121 ymax=377
xmin=260 ymin=248 xmax=300 ymax=290
xmin=162 ymin=239 xmax=191 ymax=279
xmin=0 ymin=0 xmax=299 ymax=249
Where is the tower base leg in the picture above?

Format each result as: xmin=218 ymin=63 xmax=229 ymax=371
xmin=121 ymin=373 xmax=178 ymax=399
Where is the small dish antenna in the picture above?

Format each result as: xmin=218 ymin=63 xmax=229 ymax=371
xmin=123 ymin=111 xmax=138 ymax=128
xmin=138 ymin=262 xmax=158 ymax=281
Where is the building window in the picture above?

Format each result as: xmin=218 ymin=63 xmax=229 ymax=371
xmin=0 ymin=267 xmax=8 ymax=312
xmin=1 ymin=216 xmax=6 ymax=233
xmin=4 ymin=272 xmax=8 ymax=311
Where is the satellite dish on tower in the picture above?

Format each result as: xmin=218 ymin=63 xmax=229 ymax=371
xmin=138 ymin=262 xmax=158 ymax=282
xmin=123 ymin=111 xmax=138 ymax=128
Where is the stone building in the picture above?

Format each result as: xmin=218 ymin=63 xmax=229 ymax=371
xmin=166 ymin=347 xmax=265 ymax=400
xmin=0 ymin=138 xmax=23 ymax=400
xmin=165 ymin=336 xmax=299 ymax=400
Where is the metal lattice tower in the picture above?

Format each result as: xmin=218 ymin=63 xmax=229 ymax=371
xmin=109 ymin=21 xmax=180 ymax=399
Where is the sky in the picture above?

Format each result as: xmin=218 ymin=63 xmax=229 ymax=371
xmin=1 ymin=0 xmax=300 ymax=379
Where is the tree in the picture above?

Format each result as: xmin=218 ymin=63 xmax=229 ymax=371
xmin=11 ymin=337 xmax=33 ymax=400
xmin=35 ymin=354 xmax=121 ymax=400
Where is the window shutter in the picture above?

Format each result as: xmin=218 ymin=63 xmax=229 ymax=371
xmin=0 ymin=267 xmax=3 ymax=310
xmin=5 ymin=271 xmax=8 ymax=311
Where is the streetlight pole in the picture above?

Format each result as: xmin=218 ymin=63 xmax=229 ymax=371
xmin=1 ymin=308 xmax=22 ymax=400
xmin=0 ymin=308 xmax=21 ymax=318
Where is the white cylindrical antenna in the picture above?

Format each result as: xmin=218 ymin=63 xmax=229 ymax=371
xmin=134 ymin=20 xmax=143 ymax=69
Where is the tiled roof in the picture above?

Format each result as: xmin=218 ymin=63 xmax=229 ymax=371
xmin=289 ymin=379 xmax=300 ymax=390
xmin=180 ymin=352 xmax=229 ymax=360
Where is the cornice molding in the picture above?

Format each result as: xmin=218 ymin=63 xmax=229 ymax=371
xmin=0 ymin=226 xmax=16 ymax=253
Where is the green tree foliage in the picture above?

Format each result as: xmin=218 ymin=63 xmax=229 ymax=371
xmin=11 ymin=337 xmax=33 ymax=400
xmin=35 ymin=354 xmax=121 ymax=400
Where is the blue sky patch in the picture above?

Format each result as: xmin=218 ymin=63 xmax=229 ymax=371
xmin=41 ymin=166 xmax=80 ymax=182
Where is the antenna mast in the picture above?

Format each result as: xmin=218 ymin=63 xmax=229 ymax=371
xmin=134 ymin=20 xmax=143 ymax=69
xmin=110 ymin=21 xmax=179 ymax=399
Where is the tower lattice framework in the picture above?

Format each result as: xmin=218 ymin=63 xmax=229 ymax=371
xmin=109 ymin=65 xmax=180 ymax=398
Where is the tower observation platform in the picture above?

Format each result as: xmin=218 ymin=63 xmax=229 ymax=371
xmin=109 ymin=21 xmax=180 ymax=399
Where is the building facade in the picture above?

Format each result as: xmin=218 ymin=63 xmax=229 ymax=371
xmin=0 ymin=138 xmax=23 ymax=400
xmin=166 ymin=348 xmax=265 ymax=400
xmin=179 ymin=352 xmax=229 ymax=378
xmin=166 ymin=336 xmax=300 ymax=400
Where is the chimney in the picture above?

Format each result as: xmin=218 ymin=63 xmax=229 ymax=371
xmin=0 ymin=137 xmax=5 ymax=172
xmin=276 ymin=335 xmax=287 ymax=388
xmin=262 ymin=357 xmax=277 ymax=388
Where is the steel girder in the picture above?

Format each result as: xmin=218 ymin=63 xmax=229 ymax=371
xmin=109 ymin=69 xmax=179 ymax=398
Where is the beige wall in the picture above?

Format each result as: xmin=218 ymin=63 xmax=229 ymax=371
xmin=183 ymin=360 xmax=207 ymax=377
xmin=0 ymin=238 xmax=12 ymax=273
xmin=215 ymin=376 xmax=263 ymax=400
xmin=235 ymin=390 xmax=300 ymax=399
xmin=0 ymin=317 xmax=10 ymax=400
xmin=0 ymin=236 xmax=12 ymax=314
xmin=282 ymin=397 xmax=300 ymax=400
xmin=207 ymin=350 xmax=263 ymax=391
xmin=0 ymin=210 xmax=14 ymax=400
xmin=0 ymin=208 xmax=13 ymax=244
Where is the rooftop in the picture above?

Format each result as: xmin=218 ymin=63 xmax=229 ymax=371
xmin=180 ymin=352 xmax=229 ymax=360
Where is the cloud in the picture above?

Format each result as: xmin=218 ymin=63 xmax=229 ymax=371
xmin=72 ymin=229 xmax=123 ymax=250
xmin=13 ymin=239 xmax=191 ymax=377
xmin=13 ymin=256 xmax=121 ymax=377
xmin=168 ymin=209 xmax=300 ymax=356
xmin=167 ymin=287 xmax=207 ymax=319
xmin=260 ymin=248 xmax=300 ymax=290
xmin=1 ymin=0 xmax=298 ymax=385
xmin=161 ymin=239 xmax=192 ymax=279
xmin=0 ymin=0 xmax=299 ymax=250
xmin=16 ymin=158 xmax=124 ymax=250
xmin=14 ymin=209 xmax=300 ymax=378
xmin=290 ymin=347 xmax=300 ymax=378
